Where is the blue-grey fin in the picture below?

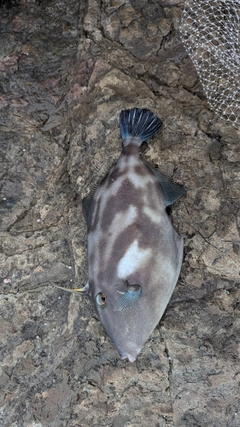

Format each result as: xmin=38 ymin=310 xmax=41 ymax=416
xmin=120 ymin=108 xmax=162 ymax=142
xmin=113 ymin=285 xmax=142 ymax=312
xmin=145 ymin=162 xmax=185 ymax=206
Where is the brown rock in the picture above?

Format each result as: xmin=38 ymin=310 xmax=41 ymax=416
xmin=0 ymin=0 xmax=239 ymax=426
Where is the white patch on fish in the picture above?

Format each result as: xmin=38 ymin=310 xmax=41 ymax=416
xmin=117 ymin=239 xmax=152 ymax=279
xmin=143 ymin=205 xmax=162 ymax=224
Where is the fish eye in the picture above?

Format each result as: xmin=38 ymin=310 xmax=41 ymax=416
xmin=96 ymin=292 xmax=107 ymax=307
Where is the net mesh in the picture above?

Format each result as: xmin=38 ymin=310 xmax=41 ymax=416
xmin=179 ymin=0 xmax=240 ymax=129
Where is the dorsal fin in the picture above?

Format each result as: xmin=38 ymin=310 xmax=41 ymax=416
xmin=82 ymin=169 xmax=108 ymax=223
xmin=145 ymin=162 xmax=185 ymax=206
xmin=53 ymin=282 xmax=89 ymax=294
xmin=82 ymin=186 xmax=97 ymax=222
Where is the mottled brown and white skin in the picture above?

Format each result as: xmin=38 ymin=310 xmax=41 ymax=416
xmin=55 ymin=109 xmax=185 ymax=361
xmin=81 ymin=108 xmax=185 ymax=362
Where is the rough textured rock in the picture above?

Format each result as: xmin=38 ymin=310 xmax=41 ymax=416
xmin=0 ymin=1 xmax=239 ymax=426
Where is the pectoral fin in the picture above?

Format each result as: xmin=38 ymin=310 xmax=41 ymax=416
xmin=113 ymin=284 xmax=142 ymax=311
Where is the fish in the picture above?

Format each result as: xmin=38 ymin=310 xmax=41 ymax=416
xmin=55 ymin=108 xmax=185 ymax=362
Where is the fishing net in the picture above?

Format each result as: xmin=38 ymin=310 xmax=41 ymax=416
xmin=179 ymin=0 xmax=240 ymax=129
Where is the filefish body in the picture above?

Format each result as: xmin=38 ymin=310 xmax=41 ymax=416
xmin=82 ymin=108 xmax=185 ymax=362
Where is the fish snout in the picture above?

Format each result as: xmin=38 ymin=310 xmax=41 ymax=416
xmin=119 ymin=347 xmax=141 ymax=362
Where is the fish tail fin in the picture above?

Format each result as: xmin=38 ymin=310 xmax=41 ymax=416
xmin=119 ymin=108 xmax=162 ymax=142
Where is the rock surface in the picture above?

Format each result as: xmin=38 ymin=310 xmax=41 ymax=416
xmin=0 ymin=1 xmax=239 ymax=426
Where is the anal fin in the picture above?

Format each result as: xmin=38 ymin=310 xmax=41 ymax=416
xmin=145 ymin=162 xmax=185 ymax=206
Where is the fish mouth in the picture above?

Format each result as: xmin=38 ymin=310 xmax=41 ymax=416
xmin=121 ymin=354 xmax=137 ymax=362
xmin=119 ymin=348 xmax=141 ymax=362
